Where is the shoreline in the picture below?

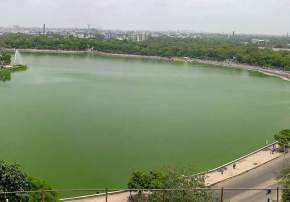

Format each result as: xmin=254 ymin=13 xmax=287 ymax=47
xmin=7 ymin=48 xmax=290 ymax=81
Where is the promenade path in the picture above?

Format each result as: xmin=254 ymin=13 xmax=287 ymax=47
xmin=205 ymin=144 xmax=282 ymax=185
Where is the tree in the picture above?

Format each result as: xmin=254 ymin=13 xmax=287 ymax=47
xmin=274 ymin=129 xmax=290 ymax=150
xmin=0 ymin=161 xmax=29 ymax=201
xmin=0 ymin=51 xmax=11 ymax=65
xmin=128 ymin=170 xmax=165 ymax=190
xmin=0 ymin=161 xmax=58 ymax=202
xmin=128 ymin=168 xmax=218 ymax=202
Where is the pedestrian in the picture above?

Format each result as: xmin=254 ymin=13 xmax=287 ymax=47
xmin=266 ymin=189 xmax=271 ymax=202
xmin=233 ymin=163 xmax=236 ymax=169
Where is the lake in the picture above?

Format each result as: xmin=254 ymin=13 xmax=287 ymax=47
xmin=1 ymin=52 xmax=290 ymax=190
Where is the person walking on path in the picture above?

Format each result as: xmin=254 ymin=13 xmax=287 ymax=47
xmin=233 ymin=163 xmax=236 ymax=169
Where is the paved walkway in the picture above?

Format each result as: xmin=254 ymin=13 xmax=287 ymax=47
xmin=205 ymin=145 xmax=282 ymax=185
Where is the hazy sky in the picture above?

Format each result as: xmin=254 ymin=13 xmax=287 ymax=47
xmin=1 ymin=0 xmax=290 ymax=34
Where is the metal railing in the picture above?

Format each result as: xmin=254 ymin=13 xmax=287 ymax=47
xmin=0 ymin=187 xmax=286 ymax=202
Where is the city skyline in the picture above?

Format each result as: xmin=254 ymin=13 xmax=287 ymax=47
xmin=0 ymin=0 xmax=290 ymax=35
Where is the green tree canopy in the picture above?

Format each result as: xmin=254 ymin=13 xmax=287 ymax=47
xmin=274 ymin=129 xmax=290 ymax=147
xmin=128 ymin=170 xmax=165 ymax=190
xmin=0 ymin=161 xmax=57 ymax=202
xmin=0 ymin=33 xmax=290 ymax=70
xmin=0 ymin=161 xmax=28 ymax=201
xmin=0 ymin=50 xmax=11 ymax=65
xmin=128 ymin=168 xmax=218 ymax=202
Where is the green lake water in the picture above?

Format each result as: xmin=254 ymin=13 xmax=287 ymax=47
xmin=0 ymin=53 xmax=290 ymax=191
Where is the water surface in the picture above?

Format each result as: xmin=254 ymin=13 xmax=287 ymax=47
xmin=1 ymin=53 xmax=290 ymax=189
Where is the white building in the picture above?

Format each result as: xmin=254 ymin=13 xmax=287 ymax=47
xmin=251 ymin=39 xmax=268 ymax=47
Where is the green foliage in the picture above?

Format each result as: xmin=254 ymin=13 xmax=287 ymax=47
xmin=0 ymin=69 xmax=11 ymax=81
xmin=279 ymin=166 xmax=290 ymax=202
xmin=274 ymin=129 xmax=290 ymax=148
xmin=0 ymin=50 xmax=11 ymax=65
xmin=128 ymin=168 xmax=218 ymax=202
xmin=0 ymin=161 xmax=57 ymax=202
xmin=0 ymin=161 xmax=29 ymax=201
xmin=0 ymin=33 xmax=290 ymax=70
xmin=128 ymin=171 xmax=165 ymax=189
xmin=27 ymin=176 xmax=58 ymax=202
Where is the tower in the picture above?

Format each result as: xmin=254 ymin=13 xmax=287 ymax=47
xmin=87 ymin=24 xmax=90 ymax=37
xmin=43 ymin=24 xmax=46 ymax=35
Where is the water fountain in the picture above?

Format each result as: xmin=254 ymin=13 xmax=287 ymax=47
xmin=13 ymin=49 xmax=23 ymax=64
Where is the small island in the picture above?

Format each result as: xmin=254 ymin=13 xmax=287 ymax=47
xmin=0 ymin=50 xmax=27 ymax=81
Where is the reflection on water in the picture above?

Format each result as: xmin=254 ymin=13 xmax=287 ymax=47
xmin=0 ymin=70 xmax=11 ymax=82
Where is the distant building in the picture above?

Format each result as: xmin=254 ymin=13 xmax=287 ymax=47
xmin=74 ymin=33 xmax=86 ymax=38
xmin=251 ymin=39 xmax=268 ymax=47
xmin=288 ymin=44 xmax=290 ymax=49
xmin=126 ymin=32 xmax=149 ymax=42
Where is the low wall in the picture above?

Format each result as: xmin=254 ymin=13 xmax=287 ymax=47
xmin=60 ymin=190 xmax=136 ymax=202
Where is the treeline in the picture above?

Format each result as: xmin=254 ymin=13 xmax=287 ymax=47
xmin=1 ymin=33 xmax=290 ymax=70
